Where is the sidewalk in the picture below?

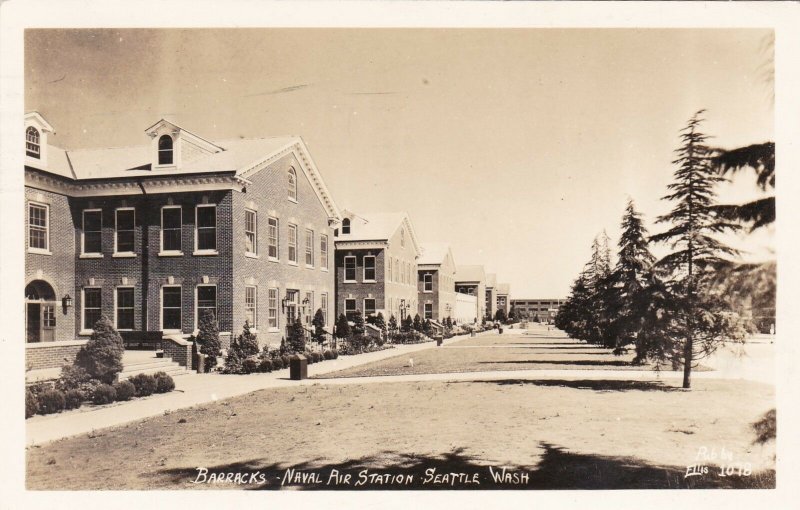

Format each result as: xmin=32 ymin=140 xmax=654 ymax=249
xmin=25 ymin=335 xmax=465 ymax=446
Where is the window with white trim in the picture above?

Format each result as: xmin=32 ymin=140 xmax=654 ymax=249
xmin=341 ymin=218 xmax=350 ymax=234
xmin=245 ymin=285 xmax=257 ymax=328
xmin=344 ymin=256 xmax=357 ymax=282
xmin=115 ymin=208 xmax=135 ymax=253
xmin=82 ymin=210 xmax=102 ymax=254
xmin=196 ymin=205 xmax=217 ymax=252
xmin=267 ymin=217 xmax=279 ymax=259
xmin=288 ymin=168 xmax=298 ymax=201
xmin=320 ymin=234 xmax=328 ymax=270
xmin=83 ymin=287 xmax=102 ymax=330
xmin=288 ymin=224 xmax=298 ymax=263
xmin=197 ymin=285 xmax=217 ymax=325
xmin=424 ymin=303 xmax=433 ymax=320
xmin=162 ymin=286 xmax=182 ymax=330
xmin=321 ymin=293 xmax=328 ymax=326
xmin=116 ymin=287 xmax=135 ymax=330
xmin=26 ymin=127 xmax=40 ymax=158
xmin=363 ymin=255 xmax=376 ymax=281
xmin=364 ymin=298 xmax=376 ymax=317
xmin=423 ymin=273 xmax=433 ymax=292
xmin=268 ymin=288 xmax=279 ymax=330
xmin=158 ymin=135 xmax=174 ymax=165
xmin=305 ymin=229 xmax=314 ymax=266
xmin=161 ymin=206 xmax=182 ymax=252
xmin=345 ymin=299 xmax=357 ymax=320
xmin=245 ymin=209 xmax=257 ymax=255
xmin=304 ymin=292 xmax=313 ymax=326
xmin=28 ymin=202 xmax=49 ymax=251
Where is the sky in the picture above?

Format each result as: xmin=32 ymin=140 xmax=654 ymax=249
xmin=24 ymin=28 xmax=774 ymax=298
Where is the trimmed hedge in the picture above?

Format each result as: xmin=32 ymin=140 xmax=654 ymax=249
xmin=92 ymin=384 xmax=117 ymax=405
xmin=242 ymin=357 xmax=259 ymax=374
xmin=259 ymin=359 xmax=273 ymax=372
xmin=323 ymin=350 xmax=334 ymax=360
xmin=37 ymin=389 xmax=66 ymax=415
xmin=280 ymin=355 xmax=291 ymax=368
xmin=272 ymin=357 xmax=284 ymax=370
xmin=129 ymin=373 xmax=157 ymax=397
xmin=153 ymin=372 xmax=176 ymax=393
xmin=64 ymin=389 xmax=84 ymax=410
xmin=113 ymin=380 xmax=136 ymax=401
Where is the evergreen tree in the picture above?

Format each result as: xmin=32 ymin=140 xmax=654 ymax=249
xmin=648 ymin=110 xmax=746 ymax=388
xmin=75 ymin=315 xmax=125 ymax=384
xmin=494 ymin=309 xmax=507 ymax=323
xmin=335 ymin=313 xmax=351 ymax=339
xmin=444 ymin=316 xmax=453 ymax=330
xmin=312 ymin=308 xmax=326 ymax=345
xmin=287 ymin=317 xmax=306 ymax=353
xmin=423 ymin=318 xmax=433 ymax=336
xmin=413 ymin=313 xmax=423 ymax=332
xmin=237 ymin=321 xmax=260 ymax=358
xmin=197 ymin=309 xmax=222 ymax=371
xmin=351 ymin=310 xmax=366 ymax=337
xmin=374 ymin=312 xmax=387 ymax=338
xmin=388 ymin=314 xmax=398 ymax=338
xmin=401 ymin=314 xmax=413 ymax=333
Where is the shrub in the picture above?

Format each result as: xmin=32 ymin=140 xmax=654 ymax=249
xmin=280 ymin=355 xmax=291 ymax=368
xmin=154 ymin=372 xmax=176 ymax=393
xmin=238 ymin=322 xmax=260 ymax=357
xmin=113 ymin=380 xmax=136 ymax=401
xmin=197 ymin=309 xmax=222 ymax=371
xmin=287 ymin=317 xmax=306 ymax=353
xmin=56 ymin=365 xmax=91 ymax=392
xmin=37 ymin=389 xmax=66 ymax=414
xmin=332 ymin=349 xmax=339 ymax=359
xmin=25 ymin=388 xmax=39 ymax=418
xmin=129 ymin=373 xmax=157 ymax=397
xmin=314 ymin=352 xmax=323 ymax=363
xmin=259 ymin=359 xmax=273 ymax=373
xmin=272 ymin=357 xmax=284 ymax=370
xmin=242 ymin=357 xmax=259 ymax=374
xmin=74 ymin=316 xmax=125 ymax=384
xmin=77 ymin=379 xmax=103 ymax=401
xmin=323 ymin=350 xmax=334 ymax=360
xmin=306 ymin=353 xmax=315 ymax=365
xmin=92 ymin=384 xmax=117 ymax=405
xmin=223 ymin=346 xmax=244 ymax=374
xmin=64 ymin=389 xmax=84 ymax=410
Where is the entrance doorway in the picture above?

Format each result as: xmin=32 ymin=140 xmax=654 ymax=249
xmin=25 ymin=280 xmax=57 ymax=343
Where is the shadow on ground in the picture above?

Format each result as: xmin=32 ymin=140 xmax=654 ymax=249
xmin=481 ymin=359 xmax=635 ymax=367
xmin=459 ymin=379 xmax=683 ymax=392
xmin=153 ymin=443 xmax=774 ymax=490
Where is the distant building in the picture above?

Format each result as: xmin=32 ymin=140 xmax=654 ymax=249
xmin=417 ymin=243 xmax=457 ymax=322
xmin=455 ymin=265 xmax=486 ymax=322
xmin=496 ymin=283 xmax=510 ymax=317
xmin=333 ymin=210 xmax=420 ymax=323
xmin=510 ymin=298 xmax=565 ymax=323
xmin=485 ymin=273 xmax=497 ymax=321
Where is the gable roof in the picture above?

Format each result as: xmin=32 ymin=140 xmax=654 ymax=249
xmin=497 ymin=283 xmax=510 ymax=295
xmin=455 ymin=265 xmax=486 ymax=284
xmin=486 ymin=273 xmax=497 ymax=288
xmin=337 ymin=210 xmax=421 ymax=255
xmin=418 ymin=242 xmax=452 ymax=266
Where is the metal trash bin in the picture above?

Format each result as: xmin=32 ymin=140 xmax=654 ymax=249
xmin=436 ymin=335 xmax=443 ymax=346
xmin=498 ymin=327 xmax=503 ymax=334
xmin=290 ymin=354 xmax=308 ymax=380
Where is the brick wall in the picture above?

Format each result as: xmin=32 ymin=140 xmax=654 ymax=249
xmin=335 ymin=248 xmax=386 ymax=319
xmin=25 ymin=340 xmax=87 ymax=370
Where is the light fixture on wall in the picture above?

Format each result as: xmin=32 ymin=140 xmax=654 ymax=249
xmin=62 ymin=294 xmax=73 ymax=313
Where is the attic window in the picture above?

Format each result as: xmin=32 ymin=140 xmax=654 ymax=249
xmin=288 ymin=168 xmax=298 ymax=201
xmin=26 ymin=127 xmax=40 ymax=159
xmin=158 ymin=135 xmax=174 ymax=165
xmin=342 ymin=218 xmax=350 ymax=235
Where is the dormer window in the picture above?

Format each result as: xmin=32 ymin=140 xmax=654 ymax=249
xmin=342 ymin=218 xmax=351 ymax=235
xmin=288 ymin=168 xmax=298 ymax=202
xmin=26 ymin=127 xmax=40 ymax=159
xmin=158 ymin=135 xmax=174 ymax=165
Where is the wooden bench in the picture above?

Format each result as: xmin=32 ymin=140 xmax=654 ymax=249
xmin=120 ymin=331 xmax=163 ymax=350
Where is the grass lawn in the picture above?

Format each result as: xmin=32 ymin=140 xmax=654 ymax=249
xmin=318 ymin=329 xmax=700 ymax=378
xmin=26 ymin=376 xmax=774 ymax=490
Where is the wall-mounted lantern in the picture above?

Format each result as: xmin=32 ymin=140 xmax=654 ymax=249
xmin=62 ymin=293 xmax=73 ymax=313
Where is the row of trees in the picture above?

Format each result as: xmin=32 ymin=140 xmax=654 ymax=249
xmin=556 ymin=110 xmax=774 ymax=388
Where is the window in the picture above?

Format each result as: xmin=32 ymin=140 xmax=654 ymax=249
xmin=197 ymin=285 xmax=217 ymax=325
xmin=43 ymin=304 xmax=56 ymax=328
xmin=82 ymin=210 xmax=102 ymax=254
xmin=26 ymin=127 xmax=40 ymax=158
xmin=245 ymin=209 xmax=257 ymax=254
xmin=320 ymin=234 xmax=328 ymax=270
xmin=424 ymin=273 xmax=433 ymax=292
xmin=388 ymin=257 xmax=392 ymax=282
xmin=115 ymin=208 xmax=135 ymax=253
xmin=341 ymin=218 xmax=350 ymax=234
xmin=288 ymin=168 xmax=297 ymax=201
xmin=424 ymin=303 xmax=433 ymax=320
xmin=305 ymin=229 xmax=314 ymax=266
xmin=116 ymin=287 xmax=134 ymax=330
xmin=267 ymin=217 xmax=279 ymax=259
xmin=196 ymin=205 xmax=217 ymax=252
xmin=344 ymin=256 xmax=357 ymax=282
xmin=304 ymin=292 xmax=313 ymax=326
xmin=158 ymin=135 xmax=173 ymax=165
xmin=268 ymin=288 xmax=279 ymax=330
xmin=162 ymin=286 xmax=182 ymax=330
xmin=28 ymin=202 xmax=48 ymax=251
xmin=245 ymin=286 xmax=257 ymax=328
xmin=345 ymin=299 xmax=357 ymax=320
xmin=288 ymin=224 xmax=298 ymax=263
xmin=161 ymin=206 xmax=182 ymax=252
xmin=364 ymin=299 xmax=376 ymax=317
xmin=321 ymin=293 xmax=328 ymax=326
xmin=364 ymin=256 xmax=376 ymax=281
xmin=83 ymin=288 xmax=102 ymax=330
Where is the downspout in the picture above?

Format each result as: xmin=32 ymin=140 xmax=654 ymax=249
xmin=137 ymin=180 xmax=149 ymax=332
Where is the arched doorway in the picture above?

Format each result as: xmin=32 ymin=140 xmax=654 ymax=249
xmin=26 ymin=280 xmax=57 ymax=343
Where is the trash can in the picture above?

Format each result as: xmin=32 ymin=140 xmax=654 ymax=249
xmin=436 ymin=335 xmax=443 ymax=346
xmin=470 ymin=331 xmax=476 ymax=337
xmin=498 ymin=327 xmax=503 ymax=334
xmin=290 ymin=354 xmax=308 ymax=380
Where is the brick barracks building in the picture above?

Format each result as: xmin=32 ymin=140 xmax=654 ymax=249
xmin=24 ymin=112 xmax=341 ymax=369
xmin=416 ymin=243 xmax=458 ymax=322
